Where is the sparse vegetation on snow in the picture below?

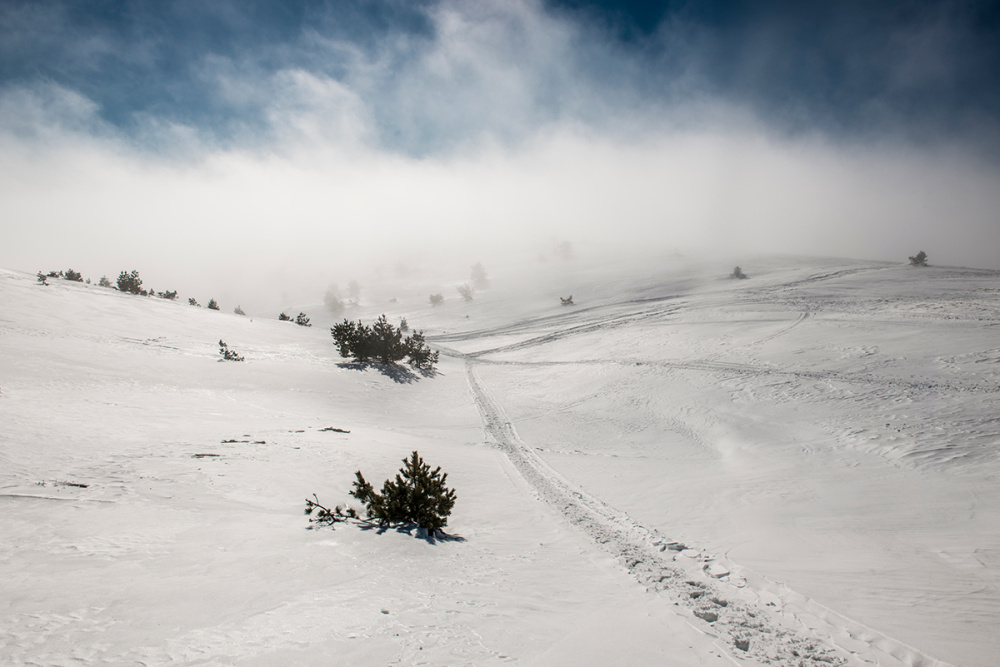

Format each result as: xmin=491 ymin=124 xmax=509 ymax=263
xmin=330 ymin=314 xmax=439 ymax=370
xmin=217 ymin=339 xmax=244 ymax=362
xmin=117 ymin=270 xmax=143 ymax=294
xmin=457 ymin=283 xmax=475 ymax=302
xmin=348 ymin=451 xmax=457 ymax=536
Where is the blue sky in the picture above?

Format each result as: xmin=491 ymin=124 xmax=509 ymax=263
xmin=2 ymin=0 xmax=1000 ymax=302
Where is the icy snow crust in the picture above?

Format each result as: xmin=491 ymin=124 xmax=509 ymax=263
xmin=1 ymin=257 xmax=998 ymax=666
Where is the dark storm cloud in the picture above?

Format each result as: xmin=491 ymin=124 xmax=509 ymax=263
xmin=3 ymin=0 xmax=998 ymax=155
xmin=0 ymin=0 xmax=436 ymax=146
xmin=546 ymin=0 xmax=1000 ymax=152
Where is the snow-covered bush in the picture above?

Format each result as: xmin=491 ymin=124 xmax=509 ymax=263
xmin=189 ymin=298 xmax=200 ymax=306
xmin=295 ymin=312 xmax=311 ymax=327
xmin=730 ymin=266 xmax=748 ymax=279
xmin=429 ymin=293 xmax=443 ymax=306
xmin=234 ymin=305 xmax=246 ymax=316
xmin=350 ymin=451 xmax=457 ymax=536
xmin=64 ymin=269 xmax=83 ymax=282
xmin=207 ymin=299 xmax=220 ymax=311
xmin=278 ymin=312 xmax=292 ymax=321
xmin=457 ymin=283 xmax=474 ymax=302
xmin=909 ymin=251 xmax=928 ymax=266
xmin=218 ymin=340 xmax=244 ymax=362
xmin=98 ymin=275 xmax=113 ymax=288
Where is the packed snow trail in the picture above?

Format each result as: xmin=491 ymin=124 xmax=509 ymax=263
xmin=465 ymin=360 xmax=953 ymax=667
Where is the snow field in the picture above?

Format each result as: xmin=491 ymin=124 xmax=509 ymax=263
xmin=2 ymin=256 xmax=998 ymax=665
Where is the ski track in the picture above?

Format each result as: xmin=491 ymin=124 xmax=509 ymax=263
xmin=464 ymin=361 xmax=953 ymax=667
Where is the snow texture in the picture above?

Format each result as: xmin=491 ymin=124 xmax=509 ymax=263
xmin=1 ymin=256 xmax=998 ymax=666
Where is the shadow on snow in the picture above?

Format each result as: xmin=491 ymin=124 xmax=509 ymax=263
xmin=336 ymin=361 xmax=439 ymax=384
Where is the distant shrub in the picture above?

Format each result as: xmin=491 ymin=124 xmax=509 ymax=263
xmin=207 ymin=299 xmax=220 ymax=311
xmin=117 ymin=270 xmax=143 ymax=294
xmin=909 ymin=251 xmax=928 ymax=266
xmin=331 ymin=314 xmax=439 ymax=370
xmin=98 ymin=275 xmax=112 ymax=288
xmin=730 ymin=266 xmax=748 ymax=279
xmin=400 ymin=317 xmax=409 ymax=332
xmin=429 ymin=293 xmax=443 ymax=306
xmin=456 ymin=283 xmax=474 ymax=302
xmin=36 ymin=271 xmax=48 ymax=285
xmin=218 ymin=340 xmax=244 ymax=362
xmin=349 ymin=451 xmax=457 ymax=536
xmin=47 ymin=270 xmax=62 ymax=278
xmin=560 ymin=295 xmax=573 ymax=305
xmin=278 ymin=312 xmax=292 ymax=321
xmin=347 ymin=280 xmax=361 ymax=303
xmin=471 ymin=262 xmax=490 ymax=289
xmin=189 ymin=297 xmax=200 ymax=307
xmin=64 ymin=269 xmax=83 ymax=282
xmin=296 ymin=312 xmax=311 ymax=327
xmin=324 ymin=286 xmax=345 ymax=314
xmin=234 ymin=305 xmax=246 ymax=316
xmin=159 ymin=290 xmax=178 ymax=300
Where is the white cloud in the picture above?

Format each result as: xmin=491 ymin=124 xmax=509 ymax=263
xmin=2 ymin=0 xmax=999 ymax=311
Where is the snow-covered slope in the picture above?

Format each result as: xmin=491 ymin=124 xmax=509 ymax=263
xmin=1 ymin=257 xmax=997 ymax=666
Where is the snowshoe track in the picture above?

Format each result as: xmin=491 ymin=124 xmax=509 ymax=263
xmin=467 ymin=361 xmax=855 ymax=666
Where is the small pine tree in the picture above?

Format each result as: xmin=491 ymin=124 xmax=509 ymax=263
xmin=189 ymin=297 xmax=200 ymax=307
xmin=331 ymin=315 xmax=438 ymax=370
xmin=471 ymin=262 xmax=490 ymax=289
xmin=64 ymin=269 xmax=83 ymax=282
xmin=349 ymin=451 xmax=457 ymax=536
xmin=909 ymin=251 xmax=928 ymax=266
xmin=429 ymin=293 xmax=443 ymax=306
xmin=347 ymin=280 xmax=361 ymax=302
xmin=400 ymin=317 xmax=409 ymax=332
xmin=218 ymin=340 xmax=244 ymax=362
xmin=117 ymin=270 xmax=143 ymax=294
xmin=278 ymin=312 xmax=292 ymax=321
xmin=404 ymin=330 xmax=439 ymax=370
xmin=730 ymin=266 xmax=748 ymax=279
xmin=296 ymin=312 xmax=311 ymax=327
xmin=456 ymin=283 xmax=474 ymax=302
xmin=234 ymin=305 xmax=246 ymax=316
xmin=36 ymin=271 xmax=48 ymax=285
xmin=207 ymin=299 xmax=220 ymax=311
xmin=160 ymin=290 xmax=178 ymax=300
xmin=98 ymin=275 xmax=112 ymax=288
xmin=324 ymin=286 xmax=345 ymax=314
